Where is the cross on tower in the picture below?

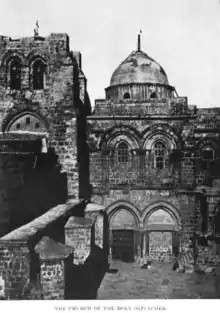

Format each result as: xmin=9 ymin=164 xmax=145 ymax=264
xmin=34 ymin=21 xmax=39 ymax=37
xmin=137 ymin=29 xmax=142 ymax=51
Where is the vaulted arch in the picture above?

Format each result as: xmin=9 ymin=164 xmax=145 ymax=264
xmin=106 ymin=133 xmax=138 ymax=152
xmin=142 ymin=124 xmax=182 ymax=150
xmin=27 ymin=51 xmax=48 ymax=65
xmin=142 ymin=201 xmax=182 ymax=231
xmin=1 ymin=54 xmax=24 ymax=90
xmin=1 ymin=51 xmax=25 ymax=67
xmin=99 ymin=125 xmax=141 ymax=151
xmin=4 ymin=111 xmax=48 ymax=133
xmin=106 ymin=200 xmax=141 ymax=227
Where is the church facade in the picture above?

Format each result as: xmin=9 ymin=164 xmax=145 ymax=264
xmin=88 ymin=37 xmax=220 ymax=263
xmin=0 ymin=30 xmax=219 ymax=267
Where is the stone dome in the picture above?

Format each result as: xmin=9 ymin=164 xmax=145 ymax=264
xmin=110 ymin=50 xmax=169 ymax=86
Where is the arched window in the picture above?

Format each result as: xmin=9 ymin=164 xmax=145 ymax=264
xmin=150 ymin=92 xmax=157 ymax=99
xmin=153 ymin=141 xmax=168 ymax=170
xmin=33 ymin=60 xmax=44 ymax=90
xmin=123 ymin=92 xmax=130 ymax=100
xmin=117 ymin=142 xmax=129 ymax=163
xmin=10 ymin=60 xmax=21 ymax=90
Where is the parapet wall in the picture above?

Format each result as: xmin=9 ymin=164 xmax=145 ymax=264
xmin=0 ymin=201 xmax=109 ymax=300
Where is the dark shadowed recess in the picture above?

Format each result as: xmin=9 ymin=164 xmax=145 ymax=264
xmin=8 ymin=148 xmax=68 ymax=231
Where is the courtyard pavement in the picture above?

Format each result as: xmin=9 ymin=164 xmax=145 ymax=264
xmin=97 ymin=260 xmax=220 ymax=299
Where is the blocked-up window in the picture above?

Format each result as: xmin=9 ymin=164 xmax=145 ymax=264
xmin=153 ymin=141 xmax=168 ymax=170
xmin=33 ymin=60 xmax=44 ymax=90
xmin=117 ymin=142 xmax=129 ymax=163
xmin=10 ymin=60 xmax=21 ymax=90
xmin=201 ymin=147 xmax=214 ymax=161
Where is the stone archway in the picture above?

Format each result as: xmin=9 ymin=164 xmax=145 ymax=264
xmin=5 ymin=112 xmax=48 ymax=133
xmin=142 ymin=202 xmax=182 ymax=263
xmin=106 ymin=201 xmax=140 ymax=262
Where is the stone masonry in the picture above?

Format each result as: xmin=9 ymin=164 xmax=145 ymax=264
xmin=0 ymin=32 xmax=91 ymax=235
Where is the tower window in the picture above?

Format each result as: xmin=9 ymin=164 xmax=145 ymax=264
xmin=117 ymin=142 xmax=129 ymax=163
xmin=10 ymin=60 xmax=21 ymax=90
xmin=26 ymin=117 xmax=30 ymax=125
xmin=153 ymin=141 xmax=168 ymax=170
xmin=33 ymin=60 xmax=44 ymax=90
xmin=123 ymin=92 xmax=130 ymax=100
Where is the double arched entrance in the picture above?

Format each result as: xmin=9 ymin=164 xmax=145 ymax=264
xmin=107 ymin=201 xmax=181 ymax=263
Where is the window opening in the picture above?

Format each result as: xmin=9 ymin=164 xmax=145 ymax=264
xmin=153 ymin=141 xmax=168 ymax=170
xmin=10 ymin=60 xmax=21 ymax=90
xmin=123 ymin=92 xmax=130 ymax=100
xmin=150 ymin=92 xmax=157 ymax=99
xmin=33 ymin=60 xmax=44 ymax=90
xmin=117 ymin=142 xmax=129 ymax=163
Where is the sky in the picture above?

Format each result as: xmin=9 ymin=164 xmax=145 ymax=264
xmin=1 ymin=0 xmax=220 ymax=108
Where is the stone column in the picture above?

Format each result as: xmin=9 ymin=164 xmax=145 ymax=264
xmin=85 ymin=203 xmax=108 ymax=252
xmin=35 ymin=236 xmax=73 ymax=300
xmin=177 ymin=192 xmax=197 ymax=251
xmin=65 ymin=216 xmax=93 ymax=265
xmin=102 ymin=150 xmax=110 ymax=192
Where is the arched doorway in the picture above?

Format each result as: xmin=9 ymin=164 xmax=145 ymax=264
xmin=143 ymin=204 xmax=181 ymax=263
xmin=108 ymin=206 xmax=138 ymax=262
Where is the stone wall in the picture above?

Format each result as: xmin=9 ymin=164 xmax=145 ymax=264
xmin=0 ymin=240 xmax=30 ymax=299
xmin=196 ymin=241 xmax=220 ymax=271
xmin=196 ymin=108 xmax=220 ymax=129
xmin=39 ymin=258 xmax=65 ymax=299
xmin=97 ymin=189 xmax=180 ymax=212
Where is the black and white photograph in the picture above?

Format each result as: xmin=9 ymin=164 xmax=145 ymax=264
xmin=0 ymin=0 xmax=220 ymax=311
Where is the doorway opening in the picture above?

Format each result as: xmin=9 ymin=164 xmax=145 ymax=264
xmin=111 ymin=229 xmax=134 ymax=262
